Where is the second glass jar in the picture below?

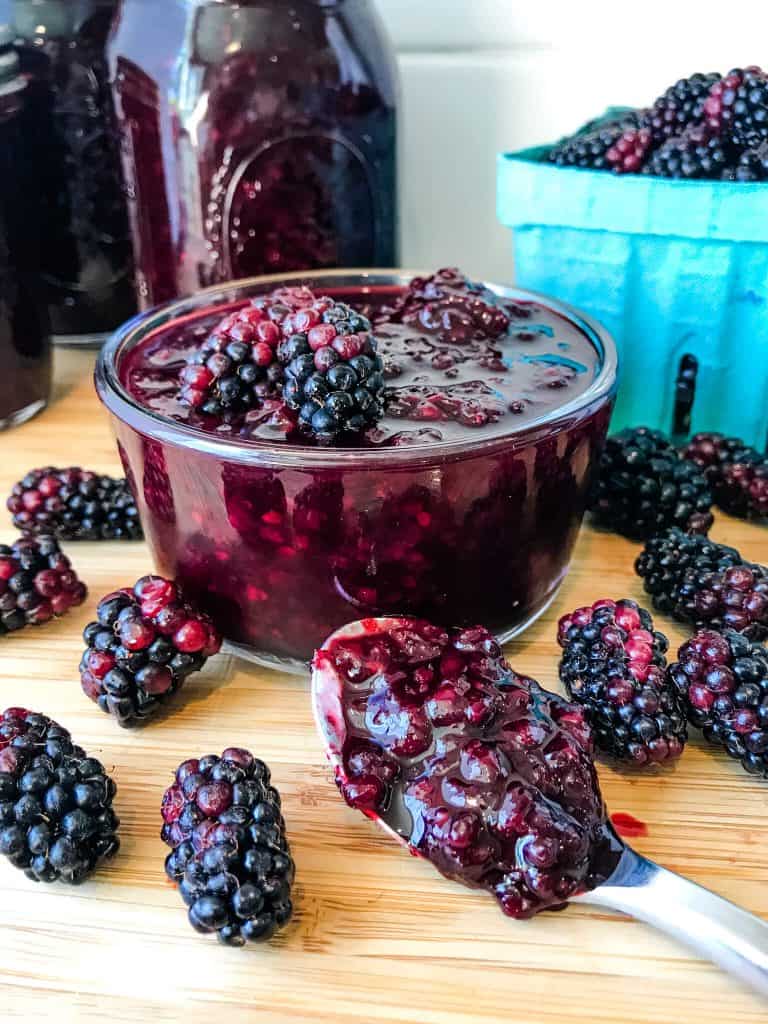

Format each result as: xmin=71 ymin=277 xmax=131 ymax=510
xmin=2 ymin=0 xmax=136 ymax=343
xmin=109 ymin=0 xmax=399 ymax=309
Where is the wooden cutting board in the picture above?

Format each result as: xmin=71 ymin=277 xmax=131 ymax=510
xmin=1 ymin=349 xmax=767 ymax=1024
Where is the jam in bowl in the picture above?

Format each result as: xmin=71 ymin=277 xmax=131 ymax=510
xmin=95 ymin=270 xmax=618 ymax=671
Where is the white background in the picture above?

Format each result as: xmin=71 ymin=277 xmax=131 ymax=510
xmin=373 ymin=0 xmax=768 ymax=281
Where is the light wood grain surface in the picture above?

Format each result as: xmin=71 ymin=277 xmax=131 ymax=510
xmin=1 ymin=349 xmax=767 ymax=1024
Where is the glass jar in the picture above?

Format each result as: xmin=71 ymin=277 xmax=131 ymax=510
xmin=0 ymin=25 xmax=51 ymax=427
xmin=109 ymin=0 xmax=399 ymax=309
xmin=0 ymin=0 xmax=136 ymax=343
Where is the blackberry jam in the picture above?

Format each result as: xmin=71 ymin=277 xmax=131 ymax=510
xmin=109 ymin=0 xmax=398 ymax=309
xmin=96 ymin=272 xmax=617 ymax=670
xmin=1 ymin=0 xmax=136 ymax=343
xmin=312 ymin=617 xmax=622 ymax=918
xmin=0 ymin=27 xmax=50 ymax=428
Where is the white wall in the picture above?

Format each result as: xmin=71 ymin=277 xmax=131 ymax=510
xmin=374 ymin=0 xmax=768 ymax=282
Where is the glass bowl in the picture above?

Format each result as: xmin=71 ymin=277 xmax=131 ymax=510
xmin=95 ymin=270 xmax=618 ymax=673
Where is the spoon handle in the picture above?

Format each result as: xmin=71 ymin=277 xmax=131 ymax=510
xmin=573 ymin=845 xmax=768 ymax=999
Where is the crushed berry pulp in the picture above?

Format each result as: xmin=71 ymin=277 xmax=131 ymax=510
xmin=312 ymin=618 xmax=622 ymax=918
xmin=102 ymin=274 xmax=615 ymax=666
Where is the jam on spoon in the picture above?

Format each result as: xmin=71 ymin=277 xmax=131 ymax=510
xmin=312 ymin=616 xmax=768 ymax=996
xmin=311 ymin=616 xmax=621 ymax=918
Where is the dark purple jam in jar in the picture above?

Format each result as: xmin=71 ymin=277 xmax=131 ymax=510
xmin=109 ymin=0 xmax=398 ymax=308
xmin=97 ymin=272 xmax=617 ymax=670
xmin=0 ymin=27 xmax=50 ymax=428
xmin=1 ymin=0 xmax=136 ymax=343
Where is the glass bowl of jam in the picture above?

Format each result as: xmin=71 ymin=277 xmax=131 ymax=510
xmin=95 ymin=270 xmax=618 ymax=672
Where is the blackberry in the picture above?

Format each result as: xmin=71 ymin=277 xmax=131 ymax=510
xmin=602 ymin=126 xmax=653 ymax=173
xmin=279 ymin=298 xmax=385 ymax=442
xmin=589 ymin=426 xmax=713 ymax=539
xmin=681 ymin=432 xmax=768 ymax=519
xmin=714 ymin=463 xmax=768 ymax=520
xmin=721 ymin=142 xmax=768 ymax=181
xmin=7 ymin=467 xmax=142 ymax=541
xmin=79 ymin=575 xmax=221 ymax=726
xmin=635 ymin=528 xmax=768 ymax=638
xmin=161 ymin=749 xmax=294 ymax=945
xmin=548 ymin=112 xmax=649 ymax=172
xmin=179 ymin=305 xmax=284 ymax=416
xmin=704 ymin=66 xmax=768 ymax=146
xmin=0 ymin=708 xmax=119 ymax=883
xmin=642 ymin=124 xmax=731 ymax=179
xmin=643 ymin=72 xmax=721 ymax=141
xmin=0 ymin=535 xmax=87 ymax=636
xmin=557 ymin=599 xmax=686 ymax=765
xmin=668 ymin=629 xmax=768 ymax=777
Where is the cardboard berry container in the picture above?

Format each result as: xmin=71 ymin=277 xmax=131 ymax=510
xmin=498 ymin=145 xmax=768 ymax=447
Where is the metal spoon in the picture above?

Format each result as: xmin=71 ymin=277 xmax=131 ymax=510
xmin=311 ymin=621 xmax=768 ymax=1000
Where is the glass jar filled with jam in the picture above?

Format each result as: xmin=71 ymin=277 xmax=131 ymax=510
xmin=109 ymin=0 xmax=399 ymax=308
xmin=0 ymin=0 xmax=136 ymax=343
xmin=0 ymin=24 xmax=50 ymax=427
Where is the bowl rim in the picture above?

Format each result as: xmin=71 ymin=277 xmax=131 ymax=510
xmin=95 ymin=269 xmax=619 ymax=469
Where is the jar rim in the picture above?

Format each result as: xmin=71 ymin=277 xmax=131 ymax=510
xmin=95 ymin=269 xmax=619 ymax=470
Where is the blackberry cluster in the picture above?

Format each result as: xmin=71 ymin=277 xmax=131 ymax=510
xmin=682 ymin=432 xmax=768 ymax=519
xmin=0 ymin=709 xmax=119 ymax=883
xmin=280 ymin=299 xmax=385 ymax=442
xmin=79 ymin=576 xmax=221 ymax=727
xmin=548 ymin=112 xmax=648 ymax=172
xmin=635 ymin=528 xmax=768 ymax=638
xmin=178 ymin=305 xmax=284 ymax=416
xmin=589 ymin=426 xmax=713 ymax=540
xmin=162 ymin=749 xmax=294 ymax=946
xmin=704 ymin=67 xmax=768 ymax=146
xmin=7 ymin=467 xmax=142 ymax=541
xmin=669 ymin=630 xmax=768 ymax=778
xmin=642 ymin=125 xmax=730 ymax=179
xmin=557 ymin=599 xmax=686 ymax=765
xmin=549 ymin=65 xmax=768 ymax=179
xmin=0 ymin=535 xmax=87 ymax=636
xmin=722 ymin=142 xmax=768 ymax=181
xmin=644 ymin=72 xmax=721 ymax=141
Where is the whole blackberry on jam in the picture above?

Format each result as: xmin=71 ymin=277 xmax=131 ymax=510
xmin=279 ymin=298 xmax=385 ymax=442
xmin=79 ymin=576 xmax=222 ymax=726
xmin=179 ymin=305 xmax=284 ymax=416
xmin=0 ymin=708 xmax=120 ymax=883
xmin=704 ymin=67 xmax=768 ymax=146
xmin=8 ymin=467 xmax=142 ymax=541
xmin=635 ymin=528 xmax=768 ymax=638
xmin=557 ymin=599 xmax=686 ymax=765
xmin=643 ymin=72 xmax=721 ymax=141
xmin=548 ymin=112 xmax=649 ymax=172
xmin=0 ymin=535 xmax=87 ymax=636
xmin=682 ymin=432 xmax=768 ymax=519
xmin=162 ymin=749 xmax=294 ymax=946
xmin=722 ymin=142 xmax=768 ymax=181
xmin=668 ymin=629 xmax=768 ymax=777
xmin=589 ymin=427 xmax=713 ymax=540
xmin=642 ymin=124 xmax=731 ymax=179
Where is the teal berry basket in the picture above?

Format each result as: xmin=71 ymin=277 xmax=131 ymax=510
xmin=497 ymin=143 xmax=768 ymax=450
